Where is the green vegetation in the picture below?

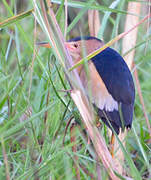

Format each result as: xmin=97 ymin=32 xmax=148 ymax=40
xmin=0 ymin=0 xmax=151 ymax=179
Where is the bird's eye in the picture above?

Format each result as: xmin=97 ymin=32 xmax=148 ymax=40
xmin=73 ymin=43 xmax=78 ymax=48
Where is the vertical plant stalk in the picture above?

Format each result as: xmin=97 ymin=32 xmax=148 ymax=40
xmin=112 ymin=129 xmax=127 ymax=174
xmin=70 ymin=123 xmax=80 ymax=180
xmin=1 ymin=138 xmax=10 ymax=180
xmin=44 ymin=91 xmax=50 ymax=124
xmin=7 ymin=97 xmax=10 ymax=117
xmin=40 ymin=90 xmax=50 ymax=150
xmin=28 ymin=14 xmax=37 ymax=101
xmin=88 ymin=10 xmax=100 ymax=37
xmin=64 ymin=0 xmax=68 ymax=38
xmin=133 ymin=63 xmax=151 ymax=140
xmin=122 ymin=2 xmax=141 ymax=69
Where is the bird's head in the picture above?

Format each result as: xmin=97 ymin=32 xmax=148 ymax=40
xmin=37 ymin=36 xmax=104 ymax=62
xmin=66 ymin=36 xmax=104 ymax=61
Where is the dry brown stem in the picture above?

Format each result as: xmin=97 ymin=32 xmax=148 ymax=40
xmin=88 ymin=10 xmax=100 ymax=37
xmin=122 ymin=2 xmax=141 ymax=69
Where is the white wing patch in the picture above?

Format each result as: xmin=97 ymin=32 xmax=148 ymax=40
xmin=92 ymin=82 xmax=118 ymax=111
xmin=79 ymin=62 xmax=118 ymax=112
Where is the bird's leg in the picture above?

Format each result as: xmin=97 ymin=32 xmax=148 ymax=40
xmin=110 ymin=132 xmax=115 ymax=158
xmin=96 ymin=115 xmax=102 ymax=128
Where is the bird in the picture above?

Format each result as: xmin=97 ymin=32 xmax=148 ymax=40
xmin=38 ymin=36 xmax=135 ymax=137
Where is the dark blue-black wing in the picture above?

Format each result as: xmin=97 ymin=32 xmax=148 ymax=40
xmin=91 ymin=47 xmax=135 ymax=105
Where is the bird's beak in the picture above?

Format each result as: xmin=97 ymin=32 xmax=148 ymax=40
xmin=37 ymin=42 xmax=51 ymax=48
xmin=37 ymin=42 xmax=75 ymax=51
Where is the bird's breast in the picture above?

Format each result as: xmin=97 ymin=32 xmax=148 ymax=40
xmin=79 ymin=61 xmax=118 ymax=112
